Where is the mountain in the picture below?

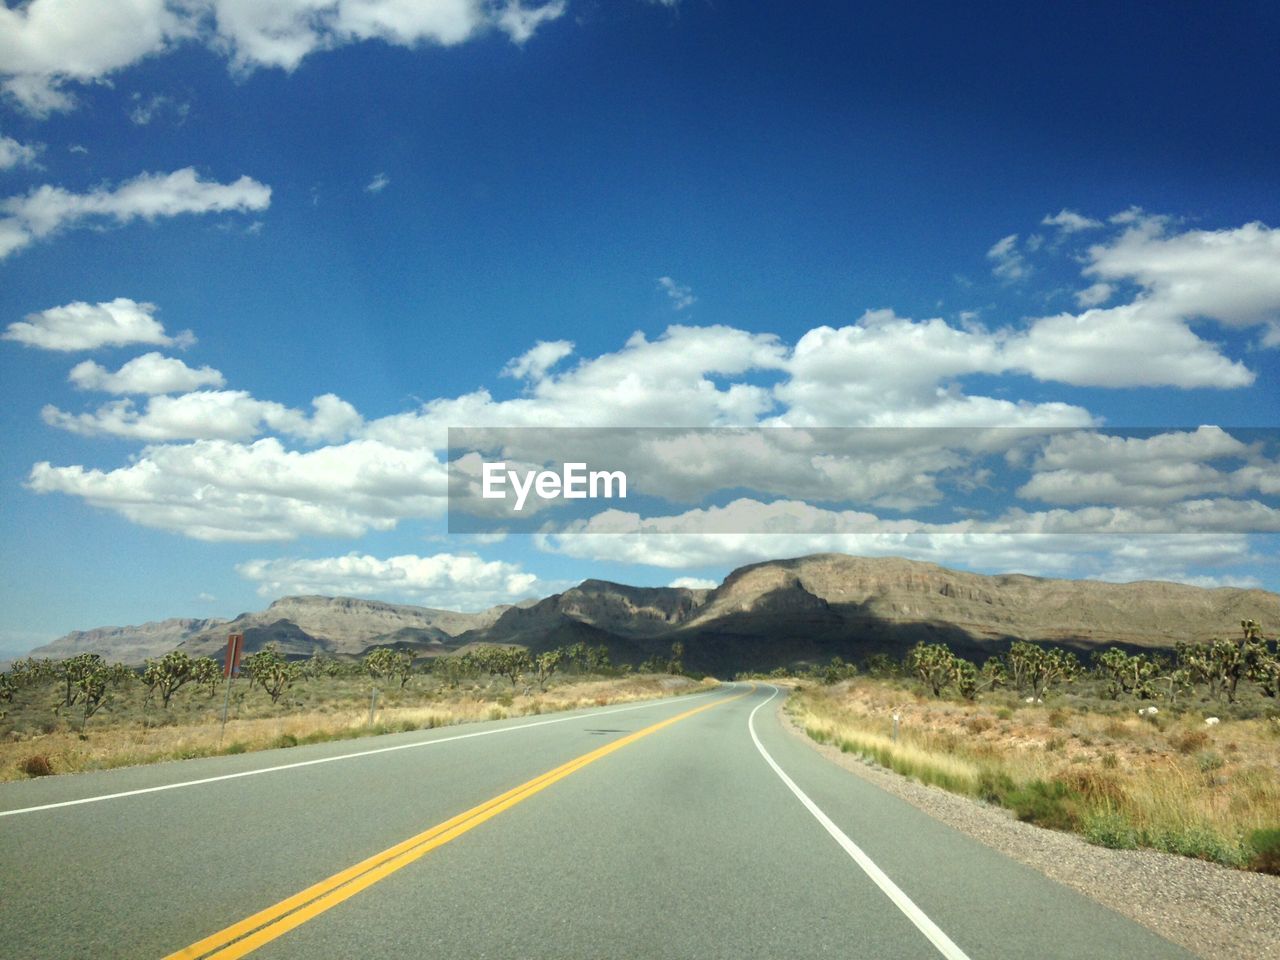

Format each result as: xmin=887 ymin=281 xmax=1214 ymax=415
xmin=27 ymin=597 xmax=514 ymax=665
xmin=26 ymin=618 xmax=229 ymax=664
xmin=465 ymin=579 xmax=711 ymax=663
xmin=464 ymin=555 xmax=1280 ymax=672
xmin=25 ymin=555 xmax=1280 ymax=672
xmin=664 ymin=554 xmax=1280 ymax=671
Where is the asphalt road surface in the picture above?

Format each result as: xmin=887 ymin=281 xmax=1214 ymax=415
xmin=1 ymin=683 xmax=1197 ymax=959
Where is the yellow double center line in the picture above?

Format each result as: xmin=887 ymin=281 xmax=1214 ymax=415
xmin=166 ymin=687 xmax=750 ymax=960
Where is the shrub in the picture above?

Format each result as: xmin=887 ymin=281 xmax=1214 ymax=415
xmin=1054 ymin=767 xmax=1126 ymax=806
xmin=965 ymin=715 xmax=994 ymax=734
xmin=1083 ymin=811 xmax=1140 ymax=849
xmin=1196 ymin=751 xmax=1225 ymax=773
xmin=19 ymin=754 xmax=53 ymax=777
xmin=995 ymin=707 xmax=1013 ymax=721
xmin=271 ymin=733 xmax=299 ymax=749
xmin=1246 ymin=828 xmax=1280 ymax=875
xmin=1003 ymin=779 xmax=1079 ymax=831
xmin=976 ymin=769 xmax=1016 ymax=805
xmin=1172 ymin=729 xmax=1210 ymax=754
xmin=1145 ymin=825 xmax=1248 ymax=868
xmin=223 ymin=741 xmax=248 ymax=755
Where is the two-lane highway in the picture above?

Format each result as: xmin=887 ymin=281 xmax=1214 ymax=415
xmin=1 ymin=684 xmax=1196 ymax=959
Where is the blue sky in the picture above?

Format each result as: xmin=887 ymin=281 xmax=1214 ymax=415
xmin=2 ymin=1 xmax=1279 ymax=654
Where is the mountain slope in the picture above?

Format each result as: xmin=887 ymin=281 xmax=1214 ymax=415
xmin=26 ymin=555 xmax=1280 ymax=671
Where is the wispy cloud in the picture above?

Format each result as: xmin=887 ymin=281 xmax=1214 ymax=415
xmin=128 ymin=92 xmax=190 ymax=126
xmin=657 ymin=275 xmax=697 ymax=310
xmin=365 ymin=172 xmax=390 ymax=194
xmin=986 ymin=233 xmax=1029 ymax=282
xmin=0 ymin=167 xmax=270 ymax=260
xmin=1042 ymin=208 xmax=1103 ymax=233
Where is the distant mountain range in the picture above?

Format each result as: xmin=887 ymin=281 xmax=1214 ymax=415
xmin=25 ymin=554 xmax=1280 ymax=674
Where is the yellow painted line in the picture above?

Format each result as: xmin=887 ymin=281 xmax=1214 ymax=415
xmin=165 ymin=686 xmax=752 ymax=960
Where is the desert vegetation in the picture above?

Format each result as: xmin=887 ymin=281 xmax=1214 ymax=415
xmin=0 ymin=641 xmax=709 ymax=782
xmin=749 ymin=622 xmax=1280 ymax=874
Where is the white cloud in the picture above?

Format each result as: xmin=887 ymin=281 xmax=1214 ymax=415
xmin=1042 ymin=209 xmax=1103 ymax=233
xmin=365 ymin=172 xmax=389 ymax=194
xmin=1 ymin=0 xmax=567 ymax=115
xmin=495 ymin=0 xmax=567 ymax=44
xmin=1006 ymin=302 xmax=1255 ymax=388
xmin=68 ymin=352 xmax=226 ymax=394
xmin=0 ymin=0 xmax=191 ymax=115
xmin=236 ymin=551 xmax=541 ymax=608
xmin=1085 ymin=219 xmax=1280 ymax=330
xmin=2 ymin=298 xmax=194 ymax=351
xmin=0 ymin=167 xmax=271 ymax=260
xmin=1074 ymin=282 xmax=1112 ymax=308
xmin=0 ymin=133 xmax=41 ymax=170
xmin=1016 ymin=427 xmax=1279 ymax=507
xmin=28 ymin=436 xmax=446 ymax=541
xmin=501 ymin=339 xmax=573 ymax=381
xmin=668 ymin=576 xmax=718 ymax=590
xmin=986 ymin=233 xmax=1029 ymax=281
xmin=658 ymin=275 xmax=697 ymax=310
xmin=22 ymin=206 xmax=1280 ymax=545
xmin=537 ymin=527 xmax=1263 ymax=589
xmin=128 ymin=92 xmax=190 ymax=126
xmin=43 ymin=390 xmax=363 ymax=442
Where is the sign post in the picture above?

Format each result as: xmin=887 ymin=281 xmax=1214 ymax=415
xmin=219 ymin=633 xmax=244 ymax=748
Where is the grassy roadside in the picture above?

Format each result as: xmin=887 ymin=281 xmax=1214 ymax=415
xmin=786 ymin=679 xmax=1280 ymax=874
xmin=2 ymin=674 xmax=717 ymax=782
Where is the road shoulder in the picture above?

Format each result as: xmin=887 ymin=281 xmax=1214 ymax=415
xmin=776 ymin=696 xmax=1280 ymax=960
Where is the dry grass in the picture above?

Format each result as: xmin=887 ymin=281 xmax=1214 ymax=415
xmin=791 ymin=679 xmax=1280 ymax=870
xmin=1 ymin=674 xmax=716 ymax=781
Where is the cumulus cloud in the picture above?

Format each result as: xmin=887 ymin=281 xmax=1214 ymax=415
xmin=1 ymin=0 xmax=567 ymax=115
xmin=1074 ymin=282 xmax=1112 ymax=308
xmin=668 ymin=576 xmax=718 ymax=590
xmin=538 ymin=527 xmax=1263 ymax=588
xmin=0 ymin=133 xmax=41 ymax=170
xmin=0 ymin=0 xmax=191 ymax=115
xmin=501 ymin=339 xmax=574 ymax=381
xmin=1084 ymin=219 xmax=1280 ymax=330
xmin=3 ymin=298 xmax=194 ymax=351
xmin=22 ymin=213 xmax=1280 ymax=543
xmin=28 ymin=436 xmax=446 ymax=541
xmin=1006 ymin=302 xmax=1255 ymax=388
xmin=1016 ymin=427 xmax=1280 ymax=507
xmin=43 ymin=390 xmax=363 ymax=442
xmin=68 ymin=352 xmax=226 ymax=394
xmin=657 ymin=276 xmax=697 ymax=311
xmin=0 ymin=167 xmax=271 ymax=260
xmin=236 ymin=551 xmax=541 ymax=608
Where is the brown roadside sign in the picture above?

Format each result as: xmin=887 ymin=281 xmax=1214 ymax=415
xmin=224 ymin=633 xmax=245 ymax=678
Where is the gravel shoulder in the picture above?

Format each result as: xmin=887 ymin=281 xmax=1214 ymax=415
xmin=778 ymin=698 xmax=1280 ymax=960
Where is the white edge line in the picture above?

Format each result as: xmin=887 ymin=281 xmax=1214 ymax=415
xmin=747 ymin=683 xmax=972 ymax=960
xmin=0 ymin=690 xmax=719 ymax=818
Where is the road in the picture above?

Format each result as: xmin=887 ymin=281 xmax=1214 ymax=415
xmin=0 ymin=683 xmax=1196 ymax=959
